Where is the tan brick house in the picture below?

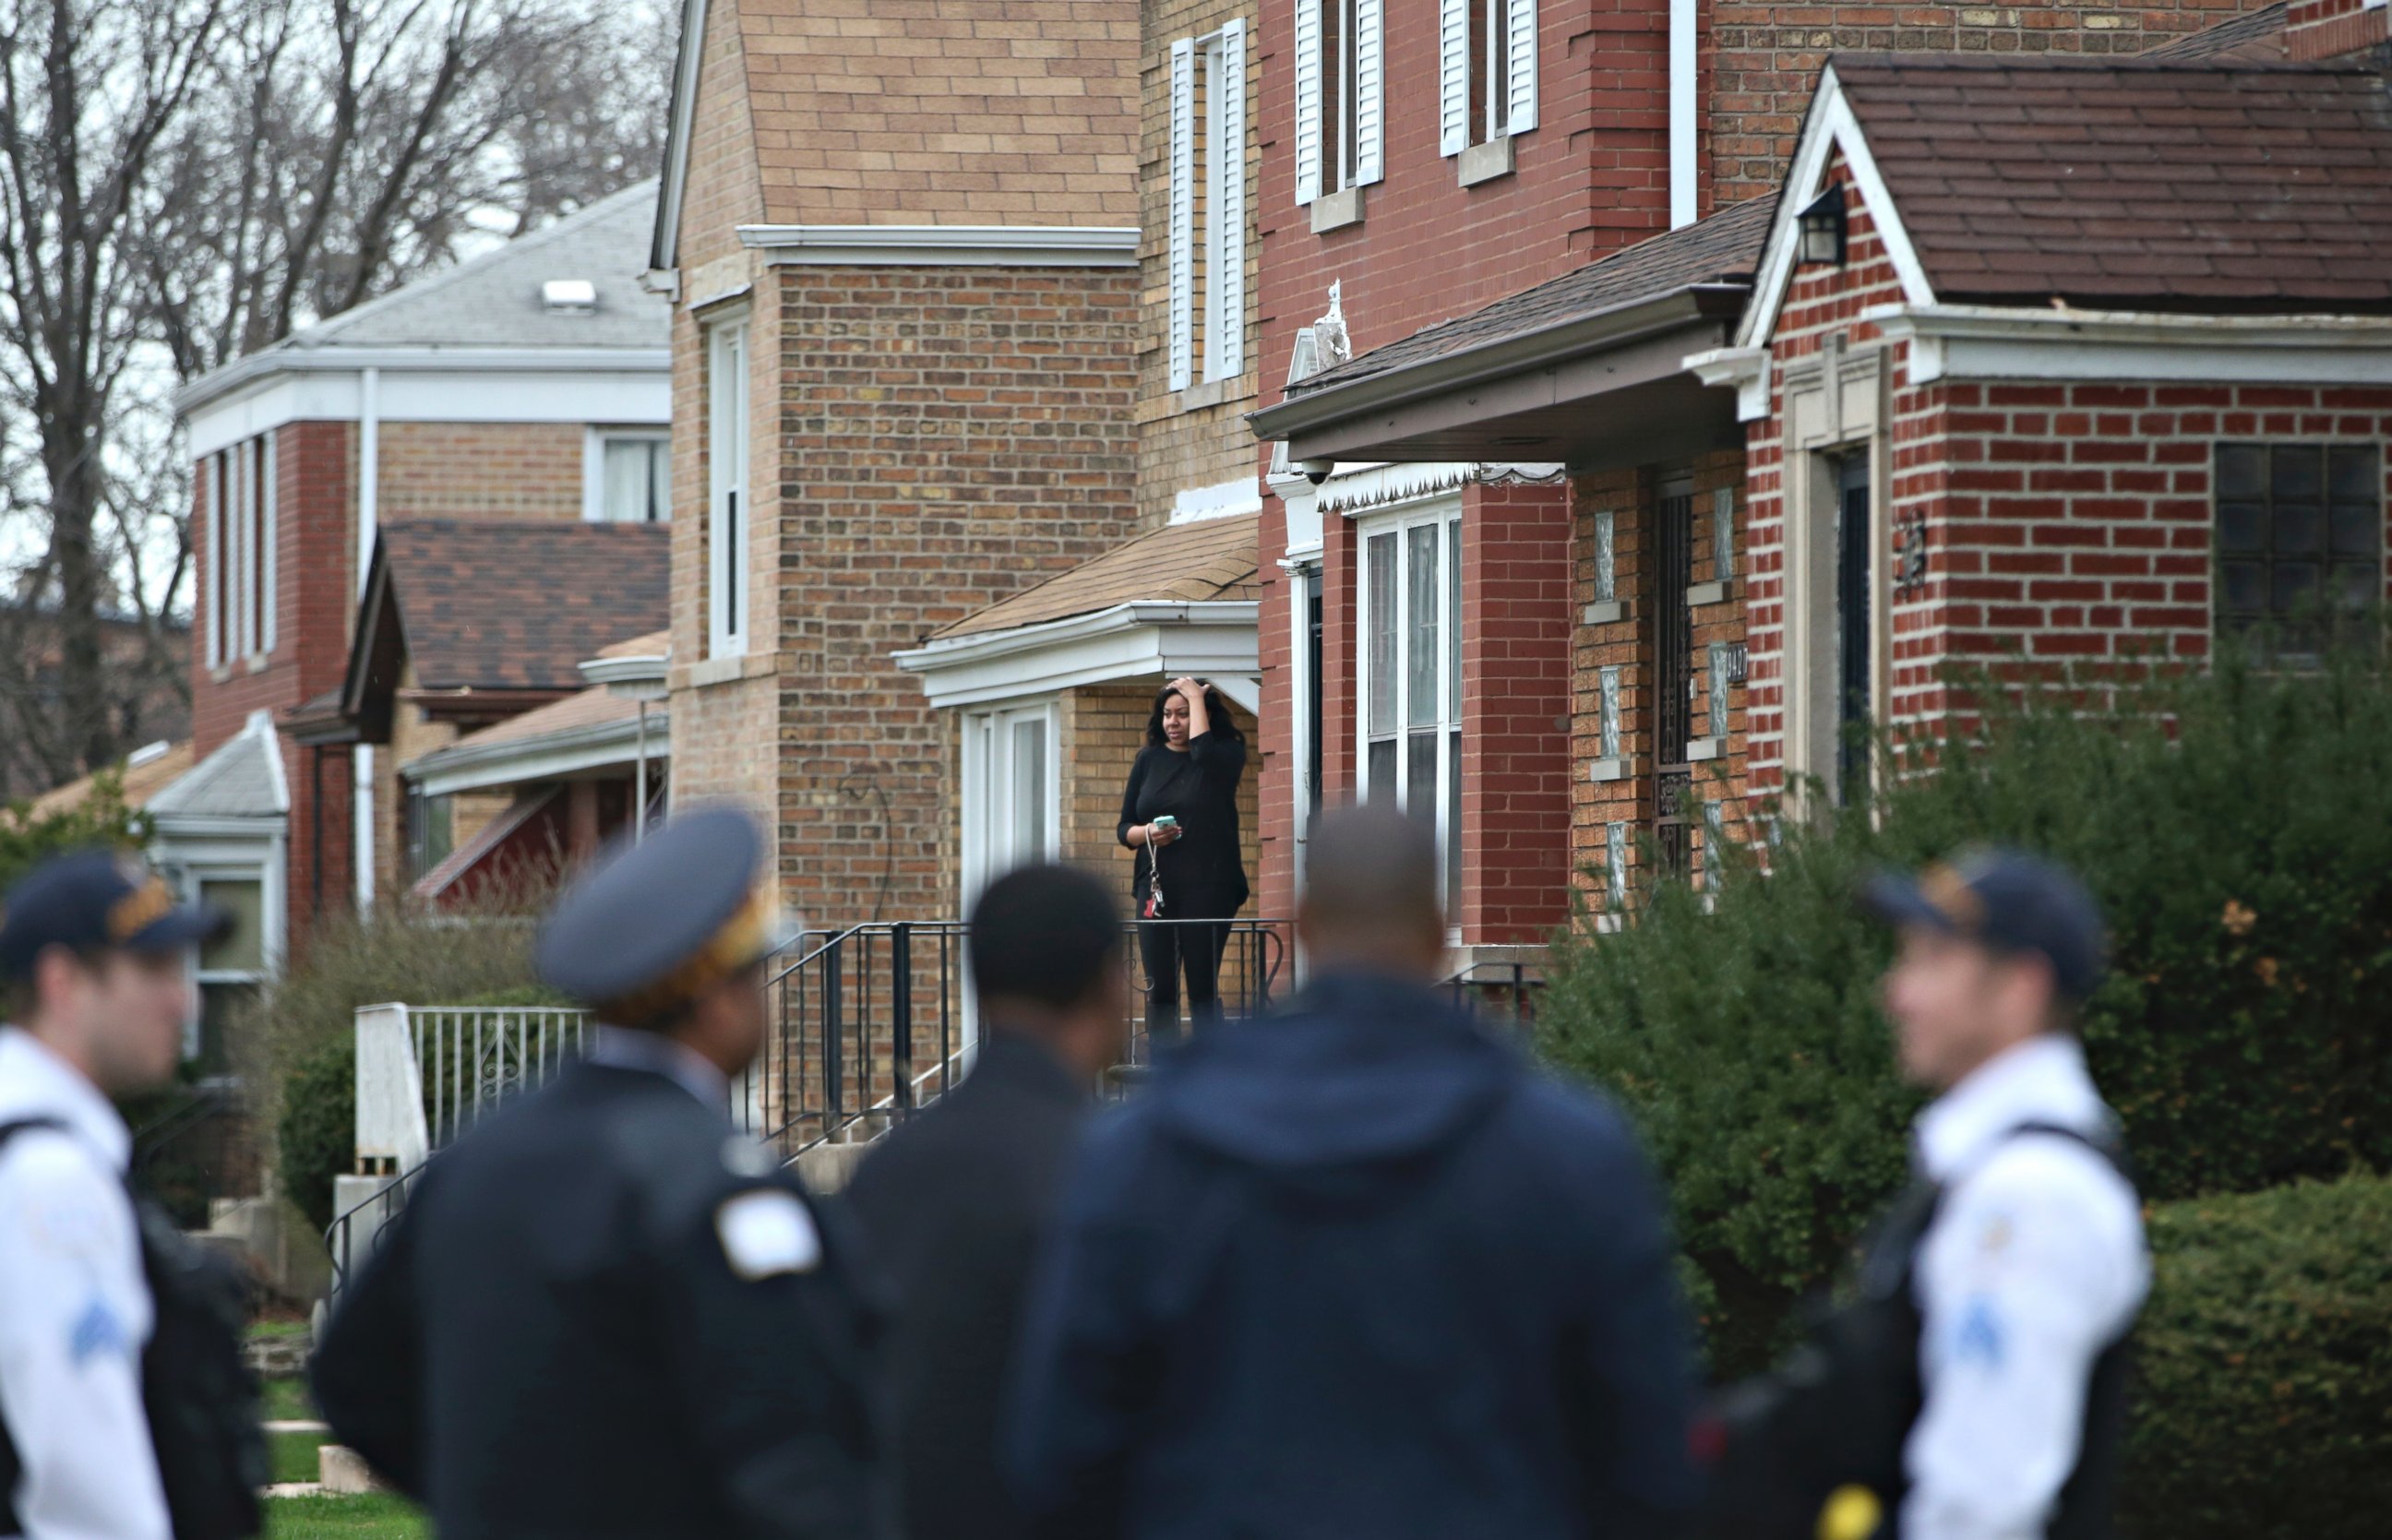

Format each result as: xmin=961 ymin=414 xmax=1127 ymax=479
xmin=647 ymin=0 xmax=1150 ymax=956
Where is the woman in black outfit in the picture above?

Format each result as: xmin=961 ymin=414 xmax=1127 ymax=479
xmin=1117 ymin=675 xmax=1249 ymax=1040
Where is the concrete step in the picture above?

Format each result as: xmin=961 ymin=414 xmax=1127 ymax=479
xmin=318 ymin=1444 xmax=388 ymax=1495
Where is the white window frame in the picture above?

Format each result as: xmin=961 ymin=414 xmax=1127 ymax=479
xmin=259 ymin=435 xmax=277 ymax=655
xmin=207 ymin=437 xmax=274 ymax=667
xmin=958 ymin=700 xmax=1061 ymax=1050
xmin=1294 ymin=0 xmax=1381 ymax=205
xmin=1170 ymin=23 xmax=1249 ymax=391
xmin=1441 ymin=0 xmax=1537 ymax=156
xmin=161 ymin=853 xmax=282 ymax=1067
xmin=584 ymin=427 xmax=673 ymax=523
xmin=706 ymin=314 xmax=751 ymax=659
xmin=1354 ymin=498 xmax=1465 ymax=925
xmin=204 ymin=455 xmax=224 ymax=668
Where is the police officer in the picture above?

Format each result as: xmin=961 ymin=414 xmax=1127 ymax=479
xmin=312 ymin=810 xmax=888 ymax=1539
xmin=0 ymin=850 xmax=238 ymax=1540
xmin=1709 ymin=847 xmax=2148 ymax=1540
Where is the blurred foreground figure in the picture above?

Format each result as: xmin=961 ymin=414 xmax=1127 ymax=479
xmin=312 ymin=811 xmax=887 ymax=1539
xmin=1010 ymin=803 xmax=1700 ymax=1540
xmin=0 ymin=851 xmax=262 ymax=1540
xmin=1706 ymin=849 xmax=2147 ymax=1540
xmin=846 ymin=866 xmax=1126 ymax=1540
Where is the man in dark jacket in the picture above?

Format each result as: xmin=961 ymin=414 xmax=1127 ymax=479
xmin=845 ymin=865 xmax=1126 ymax=1540
xmin=312 ymin=811 xmax=886 ymax=1539
xmin=1008 ymin=804 xmax=1701 ymax=1540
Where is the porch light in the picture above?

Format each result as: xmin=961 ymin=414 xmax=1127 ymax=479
xmin=1797 ymin=185 xmax=1847 ymax=269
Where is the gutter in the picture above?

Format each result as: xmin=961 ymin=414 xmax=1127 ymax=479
xmin=892 ymin=600 xmax=1261 ymax=674
xmin=1247 ymin=284 xmax=1748 ymax=443
xmin=173 ymin=344 xmax=672 ymax=419
xmin=405 ymin=711 xmax=664 ymax=796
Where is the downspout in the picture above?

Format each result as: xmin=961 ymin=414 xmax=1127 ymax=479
xmin=354 ymin=367 xmax=379 ymax=911
xmin=1669 ymin=0 xmax=1696 ymax=229
xmin=634 ymin=702 xmax=649 ymax=843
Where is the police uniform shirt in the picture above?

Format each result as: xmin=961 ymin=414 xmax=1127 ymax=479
xmin=1904 ymin=1034 xmax=2147 ymax=1540
xmin=0 ymin=1025 xmax=172 ymax=1540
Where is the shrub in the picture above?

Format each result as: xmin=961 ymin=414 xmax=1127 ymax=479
xmin=0 ymin=768 xmax=149 ymax=890
xmin=1539 ymin=644 xmax=2392 ymax=1374
xmin=2122 ymin=1171 xmax=2392 ymax=1540
xmin=257 ymin=896 xmax=563 ymax=1232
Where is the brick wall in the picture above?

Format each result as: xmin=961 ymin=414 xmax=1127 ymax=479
xmin=1710 ymin=0 xmax=2290 ymax=206
xmin=2285 ymin=0 xmax=2389 ymax=56
xmin=375 ymin=422 xmax=587 ymax=522
xmin=764 ymin=263 xmax=1142 ymax=931
xmin=732 ymin=0 xmax=1140 ymax=227
xmin=1139 ymin=0 xmax=1260 ymax=530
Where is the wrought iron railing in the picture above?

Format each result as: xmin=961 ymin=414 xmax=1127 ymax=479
xmin=1441 ymin=957 xmax=1544 ymax=1033
xmin=410 ymin=1005 xmax=592 ymax=1148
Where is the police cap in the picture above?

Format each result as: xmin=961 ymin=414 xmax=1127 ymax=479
xmin=535 ymin=810 xmax=789 ymax=1023
xmin=0 ymin=848 xmax=232 ymax=982
xmin=1862 ymin=845 xmax=2107 ymax=1001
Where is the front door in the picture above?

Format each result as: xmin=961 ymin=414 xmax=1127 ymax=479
xmin=1653 ymin=477 xmax=1694 ymax=875
xmin=1836 ymin=453 xmax=1872 ymax=806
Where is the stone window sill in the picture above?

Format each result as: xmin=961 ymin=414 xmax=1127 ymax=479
xmin=1583 ymin=600 xmax=1630 ymax=625
xmin=678 ymin=651 xmax=777 ymax=690
xmin=1457 ymin=136 xmax=1515 ymax=188
xmin=1687 ymin=736 xmax=1724 ymax=762
xmin=1176 ymin=376 xmax=1249 ymax=413
xmin=1688 ymin=579 xmax=1732 ymax=606
xmin=1589 ymin=757 xmax=1632 ymax=783
xmin=1310 ymin=185 xmax=1365 ymax=235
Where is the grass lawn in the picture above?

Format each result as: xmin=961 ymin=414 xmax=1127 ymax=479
xmin=270 ymin=1429 xmax=329 ymax=1486
xmin=249 ymin=1318 xmax=313 ymax=1340
xmin=265 ymin=1493 xmax=428 ymax=1538
xmin=263 ymin=1377 xmax=317 ymax=1423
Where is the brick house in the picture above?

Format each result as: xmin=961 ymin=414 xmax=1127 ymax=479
xmin=890 ymin=0 xmax=1266 ymax=973
xmin=136 ymin=181 xmax=669 ymax=1067
xmin=646 ymin=0 xmax=1144 ymax=955
xmin=1254 ymin=0 xmax=2390 ymax=924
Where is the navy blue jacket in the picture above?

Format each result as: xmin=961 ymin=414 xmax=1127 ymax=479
xmin=1008 ymin=973 xmax=1700 ymax=1540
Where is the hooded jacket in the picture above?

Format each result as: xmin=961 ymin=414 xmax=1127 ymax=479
xmin=1008 ymin=973 xmax=1700 ymax=1540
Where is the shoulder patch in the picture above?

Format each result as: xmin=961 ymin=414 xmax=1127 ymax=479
xmin=715 ymin=1188 xmax=820 ymax=1281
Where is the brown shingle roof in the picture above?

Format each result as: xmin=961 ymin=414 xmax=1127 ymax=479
xmin=24 ymin=741 xmax=194 ymax=819
xmin=1285 ymin=197 xmax=1777 ymax=402
xmin=380 ymin=519 xmax=671 ymax=692
xmin=1836 ymin=55 xmax=2392 ymax=311
xmin=428 ymin=683 xmax=646 ymax=756
xmin=932 ymin=515 xmax=1259 ymax=640
xmin=2140 ymin=4 xmax=2290 ymax=63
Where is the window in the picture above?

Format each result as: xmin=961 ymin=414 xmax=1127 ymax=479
xmin=1357 ymin=505 xmax=1464 ymax=920
xmin=406 ymin=787 xmax=454 ymax=880
xmin=2215 ymin=443 xmax=2381 ymax=658
xmin=203 ymin=435 xmax=275 ymax=668
xmin=590 ymin=431 xmax=670 ymax=523
xmin=706 ymin=316 xmax=750 ymax=658
xmin=961 ymin=704 xmax=1058 ymax=903
xmin=1293 ymin=0 xmax=1381 ymax=204
xmin=1169 ymin=22 xmax=1248 ymax=390
xmin=1441 ymin=0 xmax=1537 ymax=156
xmin=191 ymin=873 xmax=268 ymax=1071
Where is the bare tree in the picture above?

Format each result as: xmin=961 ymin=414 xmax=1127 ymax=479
xmin=0 ymin=0 xmax=668 ymax=793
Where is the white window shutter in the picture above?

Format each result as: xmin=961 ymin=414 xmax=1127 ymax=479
xmin=1168 ymin=39 xmax=1195 ymax=391
xmin=204 ymin=455 xmax=222 ymax=669
xmin=1215 ymin=21 xmax=1247 ymax=377
xmin=261 ymin=435 xmax=278 ymax=654
xmin=1506 ymin=0 xmax=1537 ymax=136
xmin=1438 ymin=0 xmax=1468 ymax=158
xmin=1355 ymin=0 xmax=1384 ymax=185
xmin=1293 ymin=0 xmax=1321 ymax=204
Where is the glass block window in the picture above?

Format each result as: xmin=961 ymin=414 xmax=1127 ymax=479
xmin=2215 ymin=443 xmax=2381 ymax=657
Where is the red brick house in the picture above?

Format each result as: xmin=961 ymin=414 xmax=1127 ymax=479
xmin=1253 ymin=0 xmax=2391 ymax=930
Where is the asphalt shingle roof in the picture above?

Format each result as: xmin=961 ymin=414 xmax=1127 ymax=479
xmin=1835 ymin=55 xmax=2392 ymax=311
xmin=933 ymin=515 xmax=1260 ymax=640
xmin=1284 ymin=197 xmax=1777 ymax=401
xmin=281 ymin=180 xmax=665 ymax=352
xmin=378 ymin=519 xmax=671 ymax=692
xmin=148 ymin=725 xmax=284 ymax=819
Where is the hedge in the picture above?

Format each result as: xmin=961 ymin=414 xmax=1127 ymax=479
xmin=1538 ymin=645 xmax=2392 ymax=1374
xmin=2123 ymin=1171 xmax=2392 ymax=1540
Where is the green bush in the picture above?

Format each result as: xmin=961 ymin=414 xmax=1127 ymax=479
xmin=257 ymin=897 xmax=564 ymax=1234
xmin=0 ymin=768 xmax=149 ymax=890
xmin=2123 ymin=1171 xmax=2392 ymax=1540
xmin=1539 ymin=644 xmax=2392 ymax=1374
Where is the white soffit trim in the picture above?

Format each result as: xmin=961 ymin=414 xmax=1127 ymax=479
xmin=652 ymin=0 xmax=708 ymax=273
xmin=737 ymin=224 xmax=1141 ymax=267
xmin=407 ymin=713 xmax=667 ymax=799
xmin=1737 ymin=66 xmax=1935 ymax=350
xmin=1315 ymin=460 xmax=1563 ymax=518
xmin=1171 ymin=478 xmax=1265 ymax=523
xmin=892 ymin=601 xmax=1261 ymax=710
xmin=1870 ymin=304 xmax=2392 ymax=384
xmin=1684 ymin=345 xmax=1772 ymax=421
xmin=186 ymin=352 xmax=670 ymax=457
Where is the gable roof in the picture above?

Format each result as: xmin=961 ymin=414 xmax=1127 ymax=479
xmin=148 ymin=717 xmax=287 ymax=823
xmin=932 ymin=515 xmax=1260 ymax=641
xmin=25 ymin=740 xmax=195 ymax=820
xmin=341 ymin=519 xmax=672 ymax=735
xmin=1281 ymin=198 xmax=1777 ymax=408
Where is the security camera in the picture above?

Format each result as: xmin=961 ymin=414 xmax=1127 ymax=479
xmin=1297 ymin=459 xmax=1334 ymax=486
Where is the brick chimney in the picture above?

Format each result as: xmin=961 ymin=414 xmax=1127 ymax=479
xmin=2285 ymin=0 xmax=2390 ymax=60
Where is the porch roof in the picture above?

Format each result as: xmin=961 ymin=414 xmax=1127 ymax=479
xmin=929 ymin=514 xmax=1260 ymax=641
xmin=1247 ymin=198 xmax=1772 ymax=467
xmin=404 ymin=685 xmax=664 ymax=800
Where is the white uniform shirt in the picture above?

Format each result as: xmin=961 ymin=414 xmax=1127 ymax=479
xmin=1902 ymin=1034 xmax=2148 ymax=1540
xmin=0 ymin=1025 xmax=172 ymax=1540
